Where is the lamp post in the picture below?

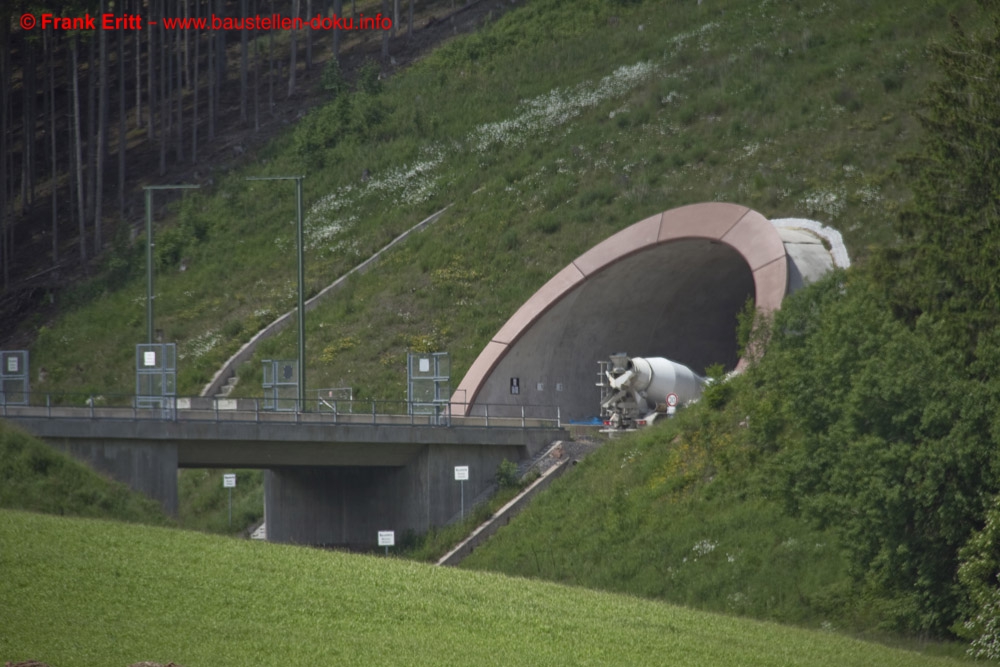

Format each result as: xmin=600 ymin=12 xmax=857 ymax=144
xmin=246 ymin=176 xmax=306 ymax=410
xmin=144 ymin=185 xmax=199 ymax=344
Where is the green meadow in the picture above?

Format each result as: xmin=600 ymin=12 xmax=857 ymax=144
xmin=0 ymin=509 xmax=969 ymax=666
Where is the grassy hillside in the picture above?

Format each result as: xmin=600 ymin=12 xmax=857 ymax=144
xmin=19 ymin=0 xmax=971 ymax=402
xmin=0 ymin=421 xmax=170 ymax=526
xmin=0 ymin=509 xmax=969 ymax=666
xmin=6 ymin=0 xmax=995 ymax=654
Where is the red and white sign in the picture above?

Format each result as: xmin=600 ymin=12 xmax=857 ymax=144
xmin=666 ymin=393 xmax=678 ymax=407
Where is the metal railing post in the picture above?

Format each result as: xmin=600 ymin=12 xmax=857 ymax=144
xmin=89 ymin=394 xmax=95 ymax=419
xmin=372 ymin=401 xmax=376 ymax=425
xmin=521 ymin=405 xmax=525 ymax=428
xmin=485 ymin=403 xmax=489 ymax=428
xmin=557 ymin=405 xmax=561 ymax=428
xmin=47 ymin=394 xmax=51 ymax=419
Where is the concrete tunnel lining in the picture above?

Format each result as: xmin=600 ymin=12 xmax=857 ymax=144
xmin=453 ymin=202 xmax=790 ymax=422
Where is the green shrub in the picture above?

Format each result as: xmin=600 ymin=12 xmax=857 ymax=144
xmin=496 ymin=459 xmax=520 ymax=490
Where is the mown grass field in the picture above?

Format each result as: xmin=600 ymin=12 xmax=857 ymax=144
xmin=0 ymin=509 xmax=970 ymax=666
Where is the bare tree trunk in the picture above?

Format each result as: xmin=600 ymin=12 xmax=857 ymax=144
xmin=136 ymin=0 xmax=143 ymax=130
xmin=288 ymin=0 xmax=299 ymax=98
xmin=159 ymin=7 xmax=168 ymax=175
xmin=305 ymin=0 xmax=313 ymax=69
xmin=215 ymin=0 xmax=226 ymax=106
xmin=208 ymin=0 xmax=216 ymax=140
xmin=381 ymin=0 xmax=390 ymax=61
xmin=71 ymin=36 xmax=87 ymax=263
xmin=0 ymin=17 xmax=9 ymax=288
xmin=118 ymin=6 xmax=126 ymax=220
xmin=21 ymin=40 xmax=32 ymax=216
xmin=408 ymin=0 xmax=414 ymax=43
xmin=47 ymin=30 xmax=59 ymax=264
xmin=175 ymin=18 xmax=184 ymax=162
xmin=241 ymin=0 xmax=249 ymax=123
xmin=333 ymin=0 xmax=342 ymax=60
xmin=253 ymin=0 xmax=260 ymax=131
xmin=192 ymin=0 xmax=201 ymax=161
xmin=95 ymin=0 xmax=108 ymax=253
xmin=147 ymin=2 xmax=156 ymax=139
xmin=268 ymin=0 xmax=275 ymax=114
xmin=85 ymin=34 xmax=97 ymax=225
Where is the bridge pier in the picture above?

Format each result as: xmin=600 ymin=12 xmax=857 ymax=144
xmin=264 ymin=443 xmax=524 ymax=548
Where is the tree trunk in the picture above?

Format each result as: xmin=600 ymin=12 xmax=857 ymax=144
xmin=192 ymin=0 xmax=201 ymax=161
xmin=22 ymin=39 xmax=35 ymax=216
xmin=85 ymin=34 xmax=97 ymax=225
xmin=268 ymin=0 xmax=275 ymax=113
xmin=118 ymin=6 xmax=127 ymax=220
xmin=208 ymin=0 xmax=216 ymax=140
xmin=305 ymin=0 xmax=313 ymax=69
xmin=241 ymin=0 xmax=249 ymax=123
xmin=0 ymin=16 xmax=9 ymax=288
xmin=381 ymin=0 xmax=390 ymax=61
xmin=95 ymin=0 xmax=108 ymax=254
xmin=408 ymin=0 xmax=414 ymax=43
xmin=147 ymin=1 xmax=156 ymax=138
xmin=333 ymin=0 xmax=342 ymax=60
xmin=71 ymin=36 xmax=87 ymax=263
xmin=159 ymin=6 xmax=168 ymax=175
xmin=47 ymin=30 xmax=59 ymax=264
xmin=175 ymin=18 xmax=184 ymax=162
xmin=288 ymin=0 xmax=299 ymax=98
xmin=253 ymin=0 xmax=260 ymax=131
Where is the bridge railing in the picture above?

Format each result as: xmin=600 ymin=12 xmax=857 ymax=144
xmin=0 ymin=392 xmax=562 ymax=429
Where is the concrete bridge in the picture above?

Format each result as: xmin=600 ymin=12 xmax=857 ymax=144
xmin=2 ymin=399 xmax=567 ymax=548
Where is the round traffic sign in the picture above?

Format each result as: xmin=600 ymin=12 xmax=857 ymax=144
xmin=666 ymin=392 xmax=678 ymax=407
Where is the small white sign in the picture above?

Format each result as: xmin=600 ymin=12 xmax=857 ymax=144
xmin=454 ymin=465 xmax=469 ymax=481
xmin=666 ymin=392 xmax=679 ymax=407
xmin=6 ymin=356 xmax=18 ymax=373
xmin=378 ymin=530 xmax=395 ymax=547
xmin=143 ymin=351 xmax=157 ymax=367
xmin=223 ymin=473 xmax=236 ymax=488
xmin=419 ymin=358 xmax=430 ymax=373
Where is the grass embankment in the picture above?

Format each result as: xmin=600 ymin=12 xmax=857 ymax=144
xmin=22 ymin=0 xmax=967 ymax=537
xmin=0 ymin=509 xmax=969 ymax=666
xmin=0 ymin=421 xmax=170 ymax=526
xmin=23 ymin=0 xmax=967 ymax=403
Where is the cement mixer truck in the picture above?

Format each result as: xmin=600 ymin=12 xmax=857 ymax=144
xmin=598 ymin=353 xmax=706 ymax=430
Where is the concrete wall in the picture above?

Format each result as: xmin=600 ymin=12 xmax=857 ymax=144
xmin=47 ymin=437 xmax=179 ymax=515
xmin=264 ymin=442 xmax=525 ymax=548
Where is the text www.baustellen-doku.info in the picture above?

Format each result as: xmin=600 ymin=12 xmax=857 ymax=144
xmin=19 ymin=11 xmax=393 ymax=33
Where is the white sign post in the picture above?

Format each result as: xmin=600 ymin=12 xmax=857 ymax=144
xmin=223 ymin=473 xmax=236 ymax=527
xmin=455 ymin=465 xmax=469 ymax=520
xmin=378 ymin=530 xmax=395 ymax=556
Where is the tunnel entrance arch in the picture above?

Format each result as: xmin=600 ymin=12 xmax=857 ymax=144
xmin=453 ymin=203 xmax=789 ymax=422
